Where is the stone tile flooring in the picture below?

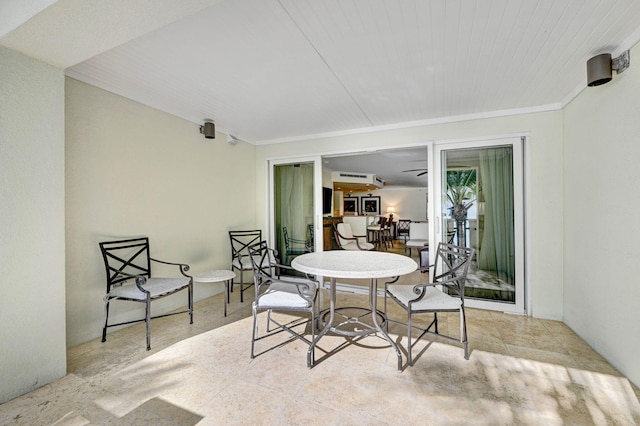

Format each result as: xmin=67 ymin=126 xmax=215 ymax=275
xmin=2 ymin=250 xmax=640 ymax=425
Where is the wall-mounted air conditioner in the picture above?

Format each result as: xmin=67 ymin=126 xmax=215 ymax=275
xmin=332 ymin=171 xmax=384 ymax=188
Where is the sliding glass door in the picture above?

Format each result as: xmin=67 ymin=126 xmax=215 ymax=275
xmin=269 ymin=156 xmax=322 ymax=266
xmin=434 ymin=138 xmax=525 ymax=313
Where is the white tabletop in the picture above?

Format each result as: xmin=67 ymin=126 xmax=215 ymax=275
xmin=192 ymin=270 xmax=236 ymax=282
xmin=291 ymin=250 xmax=417 ymax=279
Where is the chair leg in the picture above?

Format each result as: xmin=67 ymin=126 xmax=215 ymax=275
xmin=102 ymin=300 xmax=110 ymax=343
xmin=407 ymin=310 xmax=413 ymax=366
xmin=309 ymin=306 xmax=316 ymax=365
xmin=266 ymin=309 xmax=273 ymax=332
xmin=145 ymin=296 xmax=151 ymax=351
xmin=461 ymin=307 xmax=469 ymax=360
xmin=251 ymin=303 xmax=258 ymax=358
xmin=188 ymin=283 xmax=194 ymax=324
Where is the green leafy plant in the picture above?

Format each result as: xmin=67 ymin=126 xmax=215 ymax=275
xmin=446 ymin=169 xmax=477 ymax=221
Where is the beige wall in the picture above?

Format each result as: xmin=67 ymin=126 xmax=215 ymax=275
xmin=65 ymin=78 xmax=257 ymax=346
xmin=563 ymin=43 xmax=640 ymax=386
xmin=256 ymin=111 xmax=564 ymax=320
xmin=0 ymin=47 xmax=66 ymax=403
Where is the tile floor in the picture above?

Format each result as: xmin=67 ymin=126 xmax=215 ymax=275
xmin=2 ymin=255 xmax=640 ymax=425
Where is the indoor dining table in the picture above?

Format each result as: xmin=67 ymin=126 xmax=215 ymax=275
xmin=291 ymin=250 xmax=417 ymax=370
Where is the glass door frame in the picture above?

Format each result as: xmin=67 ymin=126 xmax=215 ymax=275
xmin=268 ymin=155 xmax=323 ymax=253
xmin=432 ymin=136 xmax=526 ymax=314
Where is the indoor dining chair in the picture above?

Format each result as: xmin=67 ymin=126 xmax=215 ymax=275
xmin=404 ymin=221 xmax=429 ymax=256
xmin=334 ymin=222 xmax=374 ymax=251
xmin=396 ymin=219 xmax=411 ymax=243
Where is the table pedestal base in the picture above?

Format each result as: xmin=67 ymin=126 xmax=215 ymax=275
xmin=320 ymin=307 xmax=386 ymax=337
xmin=308 ymin=277 xmax=402 ymax=371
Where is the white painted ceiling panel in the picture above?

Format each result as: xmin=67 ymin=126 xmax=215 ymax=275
xmin=67 ymin=0 xmax=372 ymax=142
xmin=4 ymin=0 xmax=640 ymax=144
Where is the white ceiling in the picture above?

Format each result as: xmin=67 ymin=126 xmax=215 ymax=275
xmin=3 ymin=0 xmax=640 ymax=184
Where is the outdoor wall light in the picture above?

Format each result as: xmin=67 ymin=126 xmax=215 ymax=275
xmin=587 ymin=50 xmax=630 ymax=87
xmin=200 ymin=120 xmax=215 ymax=139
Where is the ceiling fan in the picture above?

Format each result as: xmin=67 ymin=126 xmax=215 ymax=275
xmin=403 ymin=163 xmax=471 ymax=177
xmin=402 ymin=168 xmax=428 ymax=177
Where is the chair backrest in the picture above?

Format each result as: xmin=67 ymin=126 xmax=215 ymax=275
xmin=342 ymin=216 xmax=368 ymax=235
xmin=397 ymin=219 xmax=411 ymax=233
xmin=335 ymin=222 xmax=354 ymax=248
xmin=99 ymin=237 xmax=151 ymax=292
xmin=229 ymin=230 xmax=262 ymax=262
xmin=306 ymin=224 xmax=314 ymax=251
xmin=409 ymin=222 xmax=429 ymax=240
xmin=432 ymin=243 xmax=475 ymax=297
xmin=282 ymin=226 xmax=292 ymax=250
xmin=247 ymin=240 xmax=278 ymax=282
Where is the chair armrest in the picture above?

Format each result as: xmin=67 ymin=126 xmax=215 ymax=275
xmin=150 ymin=257 xmax=191 ymax=277
xmin=254 ymin=269 xmax=318 ymax=298
xmin=354 ymin=239 xmax=370 ymax=250
xmin=410 ymin=275 xmax=464 ymax=298
xmin=272 ymin=262 xmax=316 ymax=281
xmin=106 ymin=269 xmax=151 ymax=294
xmin=288 ymin=236 xmax=308 ymax=245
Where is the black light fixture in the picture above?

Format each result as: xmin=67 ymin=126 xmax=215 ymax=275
xmin=199 ymin=120 xmax=215 ymax=139
xmin=587 ymin=50 xmax=630 ymax=87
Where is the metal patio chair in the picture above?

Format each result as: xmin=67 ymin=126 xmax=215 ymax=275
xmin=385 ymin=243 xmax=474 ymax=365
xmin=99 ymin=237 xmax=193 ymax=350
xmin=248 ymin=240 xmax=318 ymax=363
xmin=229 ymin=229 xmax=262 ymax=302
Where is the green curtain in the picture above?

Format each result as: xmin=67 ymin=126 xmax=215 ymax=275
xmin=477 ymin=147 xmax=515 ymax=282
xmin=274 ymin=163 xmax=314 ymax=264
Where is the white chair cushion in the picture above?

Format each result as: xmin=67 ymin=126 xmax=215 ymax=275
xmin=257 ymin=281 xmax=317 ymax=309
xmin=406 ymin=239 xmax=428 ymax=248
xmin=108 ymin=277 xmax=191 ymax=300
xmin=232 ymin=256 xmax=253 ymax=270
xmin=387 ymin=285 xmax=461 ymax=311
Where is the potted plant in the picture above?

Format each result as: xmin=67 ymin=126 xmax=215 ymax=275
xmin=446 ymin=169 xmax=477 ymax=245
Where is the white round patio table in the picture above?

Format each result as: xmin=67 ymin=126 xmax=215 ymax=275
xmin=192 ymin=270 xmax=236 ymax=317
xmin=292 ymin=250 xmax=417 ymax=370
